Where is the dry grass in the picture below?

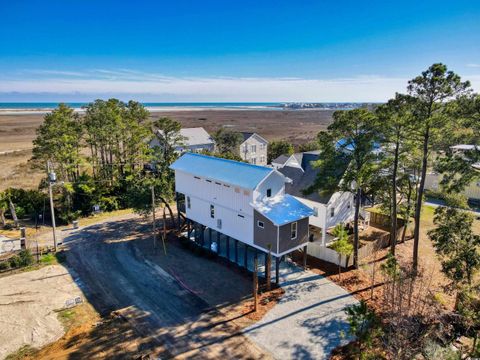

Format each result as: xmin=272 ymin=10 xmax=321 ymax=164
xmin=0 ymin=150 xmax=44 ymax=191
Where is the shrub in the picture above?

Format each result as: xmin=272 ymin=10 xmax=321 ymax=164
xmin=0 ymin=261 xmax=10 ymax=270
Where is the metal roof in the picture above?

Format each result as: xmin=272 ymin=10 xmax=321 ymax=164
xmin=170 ymin=152 xmax=273 ymax=189
xmin=252 ymin=194 xmax=315 ymax=226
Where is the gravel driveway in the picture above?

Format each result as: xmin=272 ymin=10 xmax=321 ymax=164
xmin=245 ymin=261 xmax=357 ymax=360
xmin=62 ymin=216 xmax=268 ymax=359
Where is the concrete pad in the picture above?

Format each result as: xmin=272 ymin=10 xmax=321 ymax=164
xmin=245 ymin=261 xmax=357 ymax=360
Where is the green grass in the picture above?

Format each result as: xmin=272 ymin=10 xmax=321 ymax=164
xmin=4 ymin=345 xmax=38 ymax=360
xmin=57 ymin=308 xmax=77 ymax=330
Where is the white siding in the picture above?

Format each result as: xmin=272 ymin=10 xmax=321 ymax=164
xmin=175 ymin=170 xmax=252 ymax=214
xmin=253 ymin=171 xmax=285 ymax=202
xmin=325 ymin=191 xmax=355 ymax=228
xmin=425 ymin=172 xmax=480 ymax=201
xmin=239 ymin=135 xmax=268 ymax=166
xmin=186 ymin=196 xmax=254 ymax=244
xmin=293 ymin=196 xmax=327 ymax=229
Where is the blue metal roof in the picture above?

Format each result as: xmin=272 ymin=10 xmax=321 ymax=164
xmin=253 ymin=194 xmax=315 ymax=226
xmin=170 ymin=152 xmax=273 ymax=189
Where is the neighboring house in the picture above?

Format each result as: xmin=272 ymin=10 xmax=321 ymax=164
xmin=425 ymin=144 xmax=480 ymax=202
xmin=273 ymin=150 xmax=358 ymax=265
xmin=238 ymin=132 xmax=268 ymax=166
xmin=170 ymin=153 xmax=314 ymax=260
xmin=150 ymin=127 xmax=215 ymax=153
xmin=273 ymin=150 xmax=355 ymax=245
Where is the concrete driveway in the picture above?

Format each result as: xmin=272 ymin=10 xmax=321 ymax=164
xmin=245 ymin=261 xmax=357 ymax=360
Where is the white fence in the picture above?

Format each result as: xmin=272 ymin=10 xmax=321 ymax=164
xmin=307 ymin=241 xmax=351 ymax=267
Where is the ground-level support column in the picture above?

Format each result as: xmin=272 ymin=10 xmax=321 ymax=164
xmin=208 ymin=228 xmax=212 ymax=250
xmin=303 ymin=245 xmax=308 ymax=270
xmin=226 ymin=236 xmax=230 ymax=262
xmin=175 ymin=192 xmax=181 ymax=229
xmin=234 ymin=240 xmax=238 ymax=264
xmin=200 ymin=225 xmax=205 ymax=247
xmin=244 ymin=245 xmax=249 ymax=270
xmin=275 ymin=257 xmax=280 ymax=285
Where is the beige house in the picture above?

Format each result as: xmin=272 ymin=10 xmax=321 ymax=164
xmin=238 ymin=132 xmax=268 ymax=166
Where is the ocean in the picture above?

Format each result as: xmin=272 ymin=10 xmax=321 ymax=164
xmin=0 ymin=102 xmax=285 ymax=112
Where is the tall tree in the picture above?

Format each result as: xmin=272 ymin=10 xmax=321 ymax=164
xmin=375 ymin=93 xmax=413 ymax=253
xmin=308 ymin=108 xmax=378 ymax=268
xmin=268 ymin=139 xmax=294 ymax=163
xmin=428 ymin=205 xmax=480 ymax=294
xmin=407 ymin=63 xmax=470 ymax=273
xmin=31 ymin=104 xmax=83 ymax=182
xmin=212 ymin=129 xmax=243 ymax=155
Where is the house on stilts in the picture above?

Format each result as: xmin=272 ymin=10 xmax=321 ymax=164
xmin=170 ymin=152 xmax=314 ymax=282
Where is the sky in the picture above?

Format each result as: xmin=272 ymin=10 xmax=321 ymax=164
xmin=0 ymin=0 xmax=479 ymax=102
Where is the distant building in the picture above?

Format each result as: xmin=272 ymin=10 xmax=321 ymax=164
xmin=238 ymin=132 xmax=268 ymax=166
xmin=425 ymin=144 xmax=480 ymax=202
xmin=171 ymin=153 xmax=314 ymax=277
xmin=273 ymin=150 xmax=363 ymax=266
xmin=150 ymin=127 xmax=215 ymax=153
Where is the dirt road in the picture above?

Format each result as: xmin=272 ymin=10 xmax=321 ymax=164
xmin=62 ymin=216 xmax=269 ymax=359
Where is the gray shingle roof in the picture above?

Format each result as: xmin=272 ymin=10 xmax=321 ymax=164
xmin=277 ymin=150 xmax=335 ymax=204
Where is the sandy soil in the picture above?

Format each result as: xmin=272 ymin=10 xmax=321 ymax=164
xmin=0 ymin=110 xmax=333 ymax=191
xmin=0 ymin=265 xmax=83 ymax=359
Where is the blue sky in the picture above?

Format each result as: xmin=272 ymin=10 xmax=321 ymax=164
xmin=0 ymin=0 xmax=479 ymax=102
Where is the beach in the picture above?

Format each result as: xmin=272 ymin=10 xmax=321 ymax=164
xmin=0 ymin=108 xmax=334 ymax=190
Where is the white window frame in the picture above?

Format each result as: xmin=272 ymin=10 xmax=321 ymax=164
xmin=291 ymin=222 xmax=297 ymax=240
xmin=250 ymin=144 xmax=257 ymax=154
xmin=257 ymin=220 xmax=264 ymax=229
xmin=313 ymin=206 xmax=318 ymax=217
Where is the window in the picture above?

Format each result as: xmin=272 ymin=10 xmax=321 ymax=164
xmin=266 ymin=188 xmax=272 ymax=197
xmin=291 ymin=222 xmax=297 ymax=239
xmin=251 ymin=157 xmax=257 ymax=164
xmin=243 ymin=190 xmax=250 ymax=196
xmin=330 ymin=207 xmax=335 ymax=217
xmin=210 ymin=204 xmax=215 ymax=218
xmin=260 ymin=155 xmax=265 ymax=163
xmin=257 ymin=221 xmax=264 ymax=229
xmin=238 ymin=214 xmax=245 ymax=218
xmin=260 ymin=144 xmax=266 ymax=150
xmin=194 ymin=176 xmax=201 ymax=180
xmin=313 ymin=207 xmax=318 ymax=216
xmin=242 ymin=145 xmax=247 ymax=153
xmin=250 ymin=145 xmax=257 ymax=153
xmin=223 ymin=184 xmax=230 ymax=188
xmin=217 ymin=219 xmax=222 ymax=229
xmin=187 ymin=196 xmax=191 ymax=209
xmin=215 ymin=182 xmax=221 ymax=185
xmin=206 ymin=179 xmax=212 ymax=183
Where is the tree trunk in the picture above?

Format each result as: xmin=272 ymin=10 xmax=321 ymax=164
xmin=413 ymin=129 xmax=429 ymax=274
xmin=158 ymin=196 xmax=176 ymax=229
xmin=401 ymin=177 xmax=413 ymax=243
xmin=390 ymin=140 xmax=399 ymax=254
xmin=353 ymin=187 xmax=361 ymax=269
xmin=0 ymin=209 xmax=6 ymax=227
xmin=8 ymin=198 xmax=19 ymax=228
xmin=338 ymin=254 xmax=342 ymax=281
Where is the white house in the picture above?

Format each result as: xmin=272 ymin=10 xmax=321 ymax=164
xmin=238 ymin=132 xmax=268 ymax=166
xmin=170 ymin=153 xmax=314 ymax=261
xmin=150 ymin=127 xmax=215 ymax=153
xmin=273 ymin=150 xmax=357 ymax=265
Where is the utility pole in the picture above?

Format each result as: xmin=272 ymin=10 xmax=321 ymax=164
xmin=253 ymin=253 xmax=258 ymax=312
xmin=47 ymin=161 xmax=58 ymax=252
xmin=151 ymin=185 xmax=157 ymax=253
